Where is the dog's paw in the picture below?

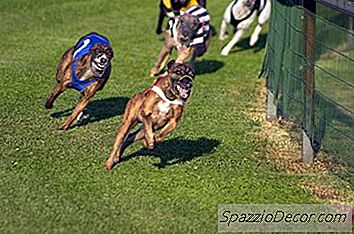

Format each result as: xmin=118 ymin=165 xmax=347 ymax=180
xmin=219 ymin=35 xmax=228 ymax=41
xmin=221 ymin=48 xmax=230 ymax=56
xmin=105 ymin=155 xmax=120 ymax=172
xmin=76 ymin=111 xmax=84 ymax=124
xmin=58 ymin=124 xmax=69 ymax=131
xmin=105 ymin=160 xmax=113 ymax=172
xmin=44 ymin=101 xmax=53 ymax=109
xmin=154 ymin=134 xmax=162 ymax=143
xmin=150 ymin=67 xmax=160 ymax=77
xmin=143 ymin=139 xmax=155 ymax=150
xmin=249 ymin=36 xmax=258 ymax=47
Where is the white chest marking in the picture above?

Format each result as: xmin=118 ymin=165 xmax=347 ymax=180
xmin=158 ymin=101 xmax=171 ymax=114
xmin=78 ymin=69 xmax=94 ymax=81
xmin=151 ymin=86 xmax=185 ymax=106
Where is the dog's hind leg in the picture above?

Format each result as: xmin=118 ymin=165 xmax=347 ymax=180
xmin=105 ymin=95 xmax=142 ymax=171
xmin=45 ymin=83 xmax=67 ymax=109
xmin=156 ymin=2 xmax=166 ymax=35
xmin=249 ymin=1 xmax=271 ymax=46
xmin=46 ymin=48 xmax=73 ymax=109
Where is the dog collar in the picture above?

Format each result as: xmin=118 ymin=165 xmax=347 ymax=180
xmin=151 ymin=86 xmax=185 ymax=106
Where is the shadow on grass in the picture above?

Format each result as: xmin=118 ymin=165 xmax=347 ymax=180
xmin=228 ymin=33 xmax=268 ymax=54
xmin=50 ymin=96 xmax=129 ymax=127
xmin=194 ymin=59 xmax=224 ymax=75
xmin=210 ymin=25 xmax=217 ymax=37
xmin=120 ymin=137 xmax=220 ymax=168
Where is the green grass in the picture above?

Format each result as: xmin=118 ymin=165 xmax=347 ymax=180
xmin=0 ymin=0 xmax=351 ymax=233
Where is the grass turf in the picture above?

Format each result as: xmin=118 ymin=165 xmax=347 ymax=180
xmin=0 ymin=0 xmax=345 ymax=233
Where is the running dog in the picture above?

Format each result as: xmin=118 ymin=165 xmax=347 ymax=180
xmin=151 ymin=5 xmax=210 ymax=76
xmin=219 ymin=0 xmax=271 ymax=56
xmin=45 ymin=32 xmax=114 ymax=130
xmin=105 ymin=62 xmax=195 ymax=171
xmin=156 ymin=0 xmax=207 ymax=34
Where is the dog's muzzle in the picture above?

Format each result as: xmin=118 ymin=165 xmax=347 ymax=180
xmin=93 ymin=54 xmax=109 ymax=71
xmin=178 ymin=24 xmax=196 ymax=45
xmin=173 ymin=75 xmax=193 ymax=99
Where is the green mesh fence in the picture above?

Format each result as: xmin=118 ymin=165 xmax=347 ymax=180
xmin=261 ymin=0 xmax=354 ymax=176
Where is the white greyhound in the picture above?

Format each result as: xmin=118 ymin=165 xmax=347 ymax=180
xmin=219 ymin=0 xmax=271 ymax=56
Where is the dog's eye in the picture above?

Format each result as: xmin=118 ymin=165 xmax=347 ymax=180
xmin=175 ymin=70 xmax=182 ymax=75
xmin=106 ymin=50 xmax=114 ymax=58
xmin=95 ymin=48 xmax=102 ymax=54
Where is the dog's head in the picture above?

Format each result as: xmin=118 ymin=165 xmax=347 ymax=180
xmin=167 ymin=61 xmax=195 ymax=100
xmin=90 ymin=44 xmax=114 ymax=73
xmin=176 ymin=13 xmax=200 ymax=46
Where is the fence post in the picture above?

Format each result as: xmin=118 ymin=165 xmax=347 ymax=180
xmin=266 ymin=79 xmax=277 ymax=122
xmin=349 ymin=16 xmax=353 ymax=49
xmin=302 ymin=0 xmax=316 ymax=163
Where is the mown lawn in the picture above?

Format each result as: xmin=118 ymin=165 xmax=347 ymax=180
xmin=0 ymin=0 xmax=342 ymax=233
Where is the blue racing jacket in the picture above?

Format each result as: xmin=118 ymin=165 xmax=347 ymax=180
xmin=71 ymin=33 xmax=110 ymax=92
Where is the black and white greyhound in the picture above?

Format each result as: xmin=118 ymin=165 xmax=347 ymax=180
xmin=219 ymin=0 xmax=271 ymax=56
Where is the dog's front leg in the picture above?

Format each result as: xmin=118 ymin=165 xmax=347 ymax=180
xmin=142 ymin=117 xmax=155 ymax=150
xmin=219 ymin=19 xmax=229 ymax=41
xmin=176 ymin=46 xmax=193 ymax=64
xmin=221 ymin=28 xmax=246 ymax=56
xmin=59 ymin=84 xmax=97 ymax=131
xmin=154 ymin=119 xmax=178 ymax=143
xmin=119 ymin=127 xmax=145 ymax=156
xmin=151 ymin=46 xmax=172 ymax=76
xmin=151 ymin=34 xmax=174 ymax=76
xmin=139 ymin=109 xmax=155 ymax=149
xmin=59 ymin=96 xmax=90 ymax=131
xmin=105 ymin=121 xmax=136 ymax=171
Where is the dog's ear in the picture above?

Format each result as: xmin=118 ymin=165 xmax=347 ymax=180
xmin=185 ymin=64 xmax=196 ymax=80
xmin=91 ymin=44 xmax=103 ymax=54
xmin=190 ymin=16 xmax=200 ymax=31
xmin=167 ymin=60 xmax=176 ymax=71
xmin=180 ymin=14 xmax=199 ymax=31
xmin=169 ymin=63 xmax=196 ymax=80
xmin=91 ymin=44 xmax=114 ymax=59
xmin=106 ymin=46 xmax=114 ymax=59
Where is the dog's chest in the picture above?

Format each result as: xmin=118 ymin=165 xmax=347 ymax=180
xmin=157 ymin=101 xmax=171 ymax=114
xmin=78 ymin=69 xmax=95 ymax=81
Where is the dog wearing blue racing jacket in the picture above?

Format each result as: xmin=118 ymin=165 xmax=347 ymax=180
xmin=45 ymin=32 xmax=114 ymax=131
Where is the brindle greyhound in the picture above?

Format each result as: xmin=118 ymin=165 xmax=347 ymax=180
xmin=151 ymin=6 xmax=211 ymax=76
xmin=106 ymin=62 xmax=195 ymax=171
xmin=45 ymin=32 xmax=114 ymax=130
